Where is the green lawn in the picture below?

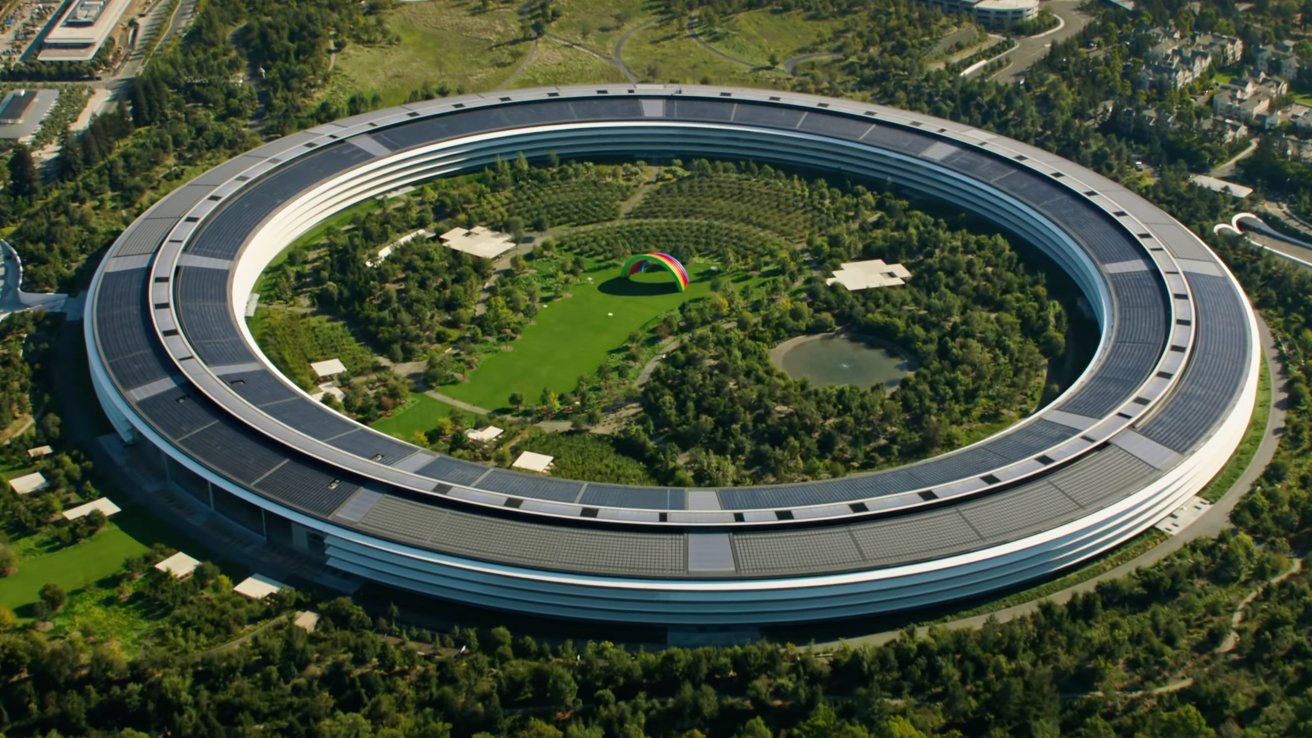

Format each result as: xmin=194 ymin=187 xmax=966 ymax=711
xmin=702 ymin=10 xmax=845 ymax=68
xmin=508 ymin=37 xmax=629 ymax=89
xmin=622 ymin=18 xmax=789 ymax=85
xmin=1 ymin=524 xmax=149 ymax=619
xmin=551 ymin=0 xmax=653 ymax=51
xmin=371 ymin=392 xmax=481 ymax=441
xmin=440 ymin=262 xmax=719 ymax=411
xmin=324 ymin=1 xmax=526 ymax=107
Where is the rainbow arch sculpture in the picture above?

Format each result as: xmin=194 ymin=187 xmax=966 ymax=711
xmin=620 ymin=252 xmax=689 ymax=291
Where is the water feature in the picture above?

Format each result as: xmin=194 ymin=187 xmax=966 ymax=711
xmin=771 ymin=333 xmax=915 ymax=390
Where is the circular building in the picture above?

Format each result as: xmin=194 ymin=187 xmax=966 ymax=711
xmin=85 ymin=86 xmax=1260 ymax=627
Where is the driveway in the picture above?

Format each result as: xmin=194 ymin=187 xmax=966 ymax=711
xmin=992 ymin=0 xmax=1092 ymax=83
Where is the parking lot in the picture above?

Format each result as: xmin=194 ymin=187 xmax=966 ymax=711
xmin=0 ymin=0 xmax=60 ymax=62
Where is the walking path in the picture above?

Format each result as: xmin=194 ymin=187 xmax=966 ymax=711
xmin=823 ymin=315 xmax=1287 ymax=647
xmin=495 ymin=38 xmax=540 ymax=91
xmin=612 ymin=18 xmax=659 ymax=82
xmin=784 ymin=52 xmax=841 ymax=76
xmin=424 ymin=390 xmax=492 ymax=416
xmin=1217 ymin=558 xmax=1302 ymax=654
xmin=686 ymin=20 xmax=756 ymax=69
xmin=1210 ymin=139 xmax=1259 ymax=179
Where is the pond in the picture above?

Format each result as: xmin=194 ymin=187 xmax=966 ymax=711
xmin=771 ymin=333 xmax=915 ymax=391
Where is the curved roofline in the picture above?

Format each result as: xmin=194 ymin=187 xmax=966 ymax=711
xmin=82 ymin=86 xmax=1259 ymax=622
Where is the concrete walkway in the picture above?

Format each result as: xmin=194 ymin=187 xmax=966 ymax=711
xmin=824 ymin=315 xmax=1287 ymax=647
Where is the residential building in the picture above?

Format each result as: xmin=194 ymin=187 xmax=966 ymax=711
xmin=1212 ymin=73 xmax=1288 ymax=125
xmin=1256 ymin=41 xmax=1300 ymax=79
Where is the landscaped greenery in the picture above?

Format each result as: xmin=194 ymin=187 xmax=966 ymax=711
xmin=0 ymin=523 xmax=148 ymax=620
xmin=322 ymin=1 xmax=526 ymax=107
xmin=14 ymin=0 xmax=1312 ymax=735
xmin=513 ymin=429 xmax=656 ymax=485
xmin=369 ymin=392 xmax=481 ymax=443
xmin=255 ymin=155 xmax=1075 ymax=486
xmin=441 ymin=261 xmax=722 ymax=412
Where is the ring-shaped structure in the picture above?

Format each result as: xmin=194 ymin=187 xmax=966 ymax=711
xmin=86 ymin=86 xmax=1259 ymax=626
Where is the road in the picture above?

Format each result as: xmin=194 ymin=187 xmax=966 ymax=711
xmin=1210 ymin=139 xmax=1259 ymax=178
xmin=992 ymin=0 xmax=1092 ymax=83
xmin=825 ymin=313 xmax=1288 ymax=647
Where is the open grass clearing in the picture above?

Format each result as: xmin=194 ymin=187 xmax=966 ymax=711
xmin=508 ymin=37 xmax=629 ymax=88
xmin=701 ymin=9 xmax=845 ymax=68
xmin=623 ymin=18 xmax=789 ymax=86
xmin=371 ymin=392 xmax=482 ymax=441
xmin=0 ymin=523 xmax=149 ymax=620
xmin=441 ymin=261 xmax=726 ymax=411
xmin=324 ymin=1 xmax=527 ymax=107
xmin=550 ymin=0 xmax=655 ymax=51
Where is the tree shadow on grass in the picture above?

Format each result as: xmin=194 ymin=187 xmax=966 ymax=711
xmin=596 ymin=276 xmax=682 ymax=296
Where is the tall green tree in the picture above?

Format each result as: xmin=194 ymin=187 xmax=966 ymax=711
xmin=6 ymin=145 xmax=39 ymax=201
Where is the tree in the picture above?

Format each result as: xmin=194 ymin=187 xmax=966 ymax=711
xmin=7 ymin=145 xmax=40 ymax=201
xmin=0 ymin=544 xmax=17 ymax=576
xmin=39 ymin=582 xmax=66 ymax=615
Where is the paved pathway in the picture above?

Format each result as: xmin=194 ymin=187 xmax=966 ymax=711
xmin=823 ymin=315 xmax=1287 ymax=647
xmin=1210 ymin=139 xmax=1259 ymax=179
xmin=992 ymin=0 xmax=1091 ymax=83
xmin=424 ymin=390 xmax=492 ymax=416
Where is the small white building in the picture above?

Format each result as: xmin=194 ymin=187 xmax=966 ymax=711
xmin=439 ymin=226 xmax=516 ymax=259
xmin=310 ymin=358 xmax=347 ymax=379
xmin=826 ymin=260 xmax=913 ymax=291
xmin=234 ymin=574 xmax=288 ymax=600
xmin=62 ymin=497 xmax=121 ymax=521
xmin=293 ymin=610 xmax=321 ymax=632
xmin=368 ymin=229 xmax=434 ymax=267
xmin=310 ymin=383 xmax=346 ymax=403
xmin=512 ymin=451 xmax=554 ymax=473
xmin=26 ymin=445 xmax=53 ymax=459
xmin=466 ymin=426 xmax=505 ymax=443
xmin=9 ymin=471 xmax=48 ymax=495
xmin=154 ymin=551 xmax=201 ymax=579
xmin=1190 ymin=174 xmax=1253 ymax=199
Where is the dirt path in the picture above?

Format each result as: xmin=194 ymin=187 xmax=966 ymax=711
xmin=783 ymin=52 xmax=841 ymax=76
xmin=495 ymin=37 xmax=540 ymax=91
xmin=618 ymin=167 xmax=661 ymax=216
xmin=1217 ymin=558 xmax=1303 ymax=654
xmin=199 ymin=614 xmax=290 ymax=656
xmin=612 ymin=18 xmax=660 ymax=82
xmin=686 ymin=20 xmax=756 ymax=68
xmin=544 ymin=32 xmax=631 ymax=80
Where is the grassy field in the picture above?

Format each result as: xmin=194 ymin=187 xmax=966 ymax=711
xmin=322 ymin=1 xmax=827 ymax=106
xmin=371 ymin=392 xmax=481 ymax=440
xmin=702 ymin=10 xmax=846 ymax=68
xmin=440 ymin=261 xmax=719 ymax=411
xmin=508 ymin=37 xmax=629 ymax=89
xmin=1 ymin=523 xmax=150 ymax=619
xmin=326 ymin=1 xmax=527 ymax=106
xmin=551 ymin=0 xmax=653 ymax=51
xmin=623 ymin=19 xmax=789 ymax=85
